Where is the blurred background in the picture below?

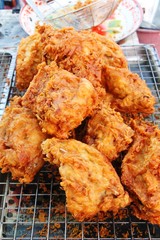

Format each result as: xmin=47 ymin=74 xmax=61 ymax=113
xmin=0 ymin=0 xmax=159 ymax=55
xmin=137 ymin=0 xmax=160 ymax=56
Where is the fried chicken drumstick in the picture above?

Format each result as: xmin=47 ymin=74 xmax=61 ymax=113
xmin=42 ymin=137 xmax=131 ymax=221
xmin=0 ymin=97 xmax=47 ymax=183
xmin=121 ymin=119 xmax=160 ymax=225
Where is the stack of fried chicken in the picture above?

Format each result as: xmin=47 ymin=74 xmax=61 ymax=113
xmin=0 ymin=24 xmax=160 ymax=224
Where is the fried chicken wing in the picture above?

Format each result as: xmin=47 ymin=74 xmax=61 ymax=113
xmin=84 ymin=97 xmax=134 ymax=161
xmin=0 ymin=97 xmax=47 ymax=183
xmin=16 ymin=30 xmax=44 ymax=91
xmin=22 ymin=61 xmax=97 ymax=138
xmin=121 ymin=119 xmax=160 ymax=225
xmin=42 ymin=137 xmax=131 ymax=222
xmin=102 ymin=65 xmax=155 ymax=115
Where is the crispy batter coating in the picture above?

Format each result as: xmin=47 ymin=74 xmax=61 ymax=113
xmin=121 ymin=119 xmax=160 ymax=225
xmin=16 ymin=30 xmax=44 ymax=91
xmin=0 ymin=97 xmax=47 ymax=183
xmin=22 ymin=61 xmax=97 ymax=138
xmin=11 ymin=24 xmax=160 ymax=224
xmin=102 ymin=65 xmax=155 ymax=115
xmin=84 ymin=98 xmax=134 ymax=161
xmin=39 ymin=25 xmax=127 ymax=90
xmin=16 ymin=24 xmax=127 ymax=96
xmin=42 ymin=137 xmax=131 ymax=221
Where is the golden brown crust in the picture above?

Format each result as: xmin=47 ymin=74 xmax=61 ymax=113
xmin=102 ymin=65 xmax=156 ymax=115
xmin=42 ymin=27 xmax=127 ymax=92
xmin=8 ymin=24 xmax=159 ymax=223
xmin=121 ymin=119 xmax=160 ymax=225
xmin=16 ymin=32 xmax=43 ymax=91
xmin=84 ymin=97 xmax=134 ymax=161
xmin=42 ymin=137 xmax=131 ymax=221
xmin=16 ymin=24 xmax=155 ymax=116
xmin=22 ymin=61 xmax=98 ymax=138
xmin=0 ymin=96 xmax=47 ymax=183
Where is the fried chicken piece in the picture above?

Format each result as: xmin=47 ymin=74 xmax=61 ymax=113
xmin=16 ymin=24 xmax=127 ymax=96
xmin=121 ymin=119 xmax=160 ymax=225
xmin=16 ymin=29 xmax=44 ymax=91
xmin=22 ymin=61 xmax=97 ymax=138
xmin=0 ymin=97 xmax=47 ymax=183
xmin=42 ymin=137 xmax=131 ymax=221
xmin=102 ymin=65 xmax=155 ymax=115
xmin=84 ymin=97 xmax=134 ymax=161
xmin=39 ymin=25 xmax=127 ymax=91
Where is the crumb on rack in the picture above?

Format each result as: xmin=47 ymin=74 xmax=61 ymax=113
xmin=38 ymin=209 xmax=47 ymax=222
xmin=5 ymin=77 xmax=10 ymax=86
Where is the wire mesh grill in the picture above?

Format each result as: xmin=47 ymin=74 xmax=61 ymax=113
xmin=0 ymin=45 xmax=160 ymax=240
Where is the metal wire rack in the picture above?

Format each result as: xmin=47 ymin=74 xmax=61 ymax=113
xmin=0 ymin=44 xmax=160 ymax=240
xmin=0 ymin=50 xmax=16 ymax=116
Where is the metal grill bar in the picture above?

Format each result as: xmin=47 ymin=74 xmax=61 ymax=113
xmin=0 ymin=45 xmax=160 ymax=239
xmin=13 ymin=184 xmax=24 ymax=239
xmin=0 ymin=51 xmax=16 ymax=116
